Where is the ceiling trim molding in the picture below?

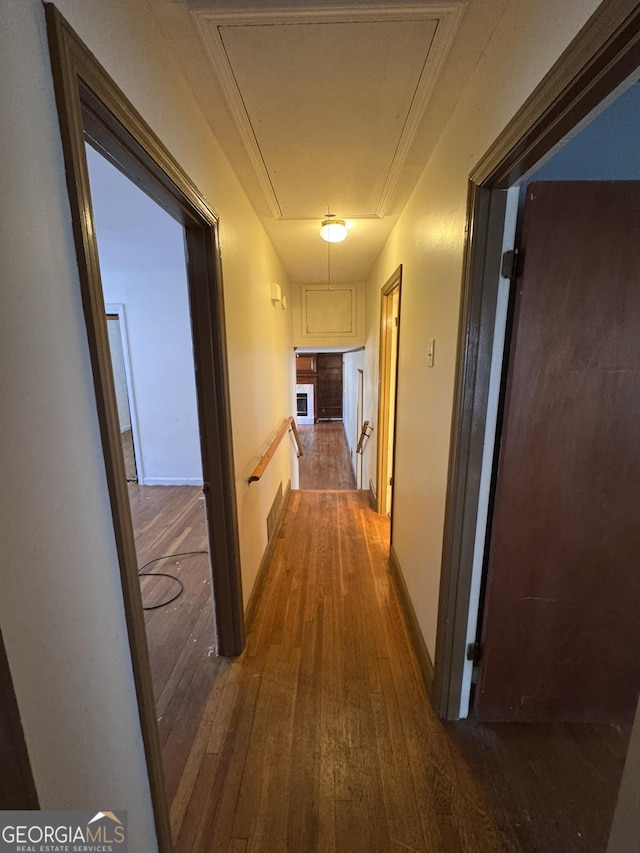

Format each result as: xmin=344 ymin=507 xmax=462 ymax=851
xmin=189 ymin=3 xmax=466 ymax=25
xmin=375 ymin=7 xmax=464 ymax=217
xmin=195 ymin=16 xmax=283 ymax=218
xmin=192 ymin=2 xmax=466 ymax=220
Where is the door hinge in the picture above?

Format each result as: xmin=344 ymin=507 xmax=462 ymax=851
xmin=501 ymin=248 xmax=519 ymax=282
xmin=202 ymin=482 xmax=211 ymax=496
xmin=466 ymin=641 xmax=483 ymax=664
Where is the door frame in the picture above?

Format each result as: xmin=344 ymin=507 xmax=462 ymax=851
xmin=376 ymin=265 xmax=402 ymax=518
xmin=432 ymin=0 xmax=640 ymax=720
xmin=356 ymin=368 xmax=364 ymax=488
xmin=46 ymin=6 xmax=245 ymax=849
xmin=105 ymin=305 xmax=143 ymax=484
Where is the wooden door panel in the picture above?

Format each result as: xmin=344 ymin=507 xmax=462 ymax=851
xmin=476 ymin=181 xmax=640 ymax=722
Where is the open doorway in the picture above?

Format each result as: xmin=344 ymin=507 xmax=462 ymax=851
xmin=355 ymin=368 xmax=364 ymax=489
xmin=295 ymin=349 xmax=363 ymax=490
xmin=87 ymin=144 xmax=223 ymax=805
xmin=105 ymin=311 xmax=138 ymax=482
xmin=47 ymin=8 xmax=244 ymax=847
xmin=434 ymin=7 xmax=640 ymax=724
xmin=431 ymin=10 xmax=640 ymax=850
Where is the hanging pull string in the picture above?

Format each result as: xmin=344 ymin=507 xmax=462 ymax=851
xmin=327 ymin=203 xmax=332 ymax=292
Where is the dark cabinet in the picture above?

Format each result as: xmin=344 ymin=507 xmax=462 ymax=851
xmin=316 ymin=353 xmax=343 ymax=420
xmin=296 ymin=352 xmax=343 ymax=421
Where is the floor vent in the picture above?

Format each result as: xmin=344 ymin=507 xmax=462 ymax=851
xmin=266 ymin=481 xmax=284 ymax=540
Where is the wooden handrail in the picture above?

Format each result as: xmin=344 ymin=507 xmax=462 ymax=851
xmin=289 ymin=418 xmax=303 ymax=459
xmin=248 ymin=416 xmax=303 ymax=483
xmin=356 ymin=420 xmax=373 ymax=454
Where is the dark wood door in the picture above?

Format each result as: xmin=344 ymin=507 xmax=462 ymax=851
xmin=475 ymin=181 xmax=640 ymax=723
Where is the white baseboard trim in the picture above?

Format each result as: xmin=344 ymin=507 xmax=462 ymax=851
xmin=140 ymin=477 xmax=204 ymax=487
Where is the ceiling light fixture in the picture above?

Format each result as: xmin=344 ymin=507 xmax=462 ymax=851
xmin=320 ymin=214 xmax=348 ymax=243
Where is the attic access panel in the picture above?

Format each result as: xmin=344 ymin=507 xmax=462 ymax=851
xmin=193 ymin=6 xmax=463 ymax=219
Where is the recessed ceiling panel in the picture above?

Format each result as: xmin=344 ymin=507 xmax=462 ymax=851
xmin=193 ymin=5 xmax=463 ymax=221
xmin=218 ymin=20 xmax=437 ymax=219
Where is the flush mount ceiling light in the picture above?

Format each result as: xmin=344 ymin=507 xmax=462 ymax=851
xmin=320 ymin=214 xmax=348 ymax=243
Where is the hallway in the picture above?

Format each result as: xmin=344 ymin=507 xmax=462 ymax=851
xmin=171 ymin=490 xmax=515 ymax=851
xmin=298 ymin=423 xmax=356 ymax=490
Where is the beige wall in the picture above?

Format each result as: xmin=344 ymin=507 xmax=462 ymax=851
xmin=0 ymin=1 xmax=293 ymax=847
xmin=362 ymin=0 xmax=602 ymax=659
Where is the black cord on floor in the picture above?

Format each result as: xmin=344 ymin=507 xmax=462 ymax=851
xmin=138 ymin=550 xmax=207 ymax=611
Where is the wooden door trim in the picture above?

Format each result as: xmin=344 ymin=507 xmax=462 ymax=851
xmin=376 ymin=266 xmax=402 ymax=519
xmin=45 ymin=6 xmax=244 ymax=848
xmin=433 ymin=0 xmax=640 ymax=719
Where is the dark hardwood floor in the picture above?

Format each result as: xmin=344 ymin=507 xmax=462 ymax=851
xmin=298 ymin=422 xmax=356 ymax=490
xmin=127 ymin=483 xmax=224 ymax=805
xmin=128 ymin=485 xmax=630 ymax=851
xmin=444 ymin=719 xmax=629 ymax=852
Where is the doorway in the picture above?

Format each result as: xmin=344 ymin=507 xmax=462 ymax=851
xmin=46 ymin=8 xmax=244 ymax=848
xmin=88 ymin=145 xmax=224 ymax=804
xmin=433 ymin=4 xmax=640 ymax=722
xmin=356 ymin=368 xmax=364 ymax=489
xmin=106 ymin=311 xmax=138 ymax=483
xmin=376 ymin=266 xmax=402 ymax=517
xmin=476 ymin=179 xmax=640 ymax=722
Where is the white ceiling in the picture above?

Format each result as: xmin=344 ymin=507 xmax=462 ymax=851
xmin=147 ymin=0 xmax=510 ymax=282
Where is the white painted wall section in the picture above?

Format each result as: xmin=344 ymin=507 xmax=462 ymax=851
xmin=87 ymin=145 xmax=203 ymax=486
xmin=342 ymin=349 xmax=365 ymax=480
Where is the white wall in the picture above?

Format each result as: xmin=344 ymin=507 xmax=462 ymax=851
xmin=0 ymin=1 xmax=294 ymax=847
xmin=342 ymin=349 xmax=364 ymax=480
xmin=362 ymin=0 xmax=602 ymax=660
xmin=87 ymin=146 xmax=203 ymax=486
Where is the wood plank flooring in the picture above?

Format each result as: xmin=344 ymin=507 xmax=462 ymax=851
xmin=127 ymin=484 xmax=224 ymax=804
xmin=128 ymin=486 xmax=630 ymax=851
xmin=444 ymin=719 xmax=629 ymax=852
xmin=298 ymin=423 xmax=356 ymax=490
xmin=171 ymin=491 xmax=515 ymax=851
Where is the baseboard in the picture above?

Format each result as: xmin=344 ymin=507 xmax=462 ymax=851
xmin=140 ymin=477 xmax=204 ymax=486
xmin=388 ymin=544 xmax=435 ymax=696
xmin=368 ymin=478 xmax=377 ymax=510
xmin=245 ymin=479 xmax=292 ymax=631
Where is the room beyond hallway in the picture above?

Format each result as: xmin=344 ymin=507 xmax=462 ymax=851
xmin=298 ymin=422 xmax=356 ymax=490
xmin=128 ymin=484 xmax=223 ymax=805
xmin=170 ymin=491 xmax=515 ymax=851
